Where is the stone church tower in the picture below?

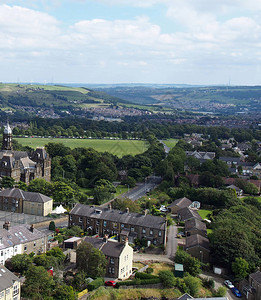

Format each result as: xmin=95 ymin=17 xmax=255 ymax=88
xmin=2 ymin=123 xmax=13 ymax=150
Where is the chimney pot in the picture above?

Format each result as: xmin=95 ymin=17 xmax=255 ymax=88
xmin=30 ymin=224 xmax=34 ymax=232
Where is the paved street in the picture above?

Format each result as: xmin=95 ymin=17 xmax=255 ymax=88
xmin=166 ymin=224 xmax=178 ymax=260
xmin=119 ymin=176 xmax=162 ymax=201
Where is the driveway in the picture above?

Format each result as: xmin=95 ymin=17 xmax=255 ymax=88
xmin=166 ymin=224 xmax=178 ymax=260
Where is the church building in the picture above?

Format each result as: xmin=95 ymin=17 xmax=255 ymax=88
xmin=0 ymin=123 xmax=51 ymax=183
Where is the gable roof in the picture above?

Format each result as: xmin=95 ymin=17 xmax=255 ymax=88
xmin=0 ymin=188 xmax=52 ymax=203
xmin=185 ymin=234 xmax=209 ymax=251
xmin=0 ymin=224 xmax=46 ymax=250
xmin=0 ymin=265 xmax=19 ymax=292
xmin=178 ymin=207 xmax=202 ymax=222
xmin=168 ymin=197 xmax=192 ymax=209
xmin=185 ymin=218 xmax=207 ymax=233
xmin=70 ymin=204 xmax=166 ymax=230
xmin=83 ymin=236 xmax=126 ymax=258
xmin=249 ymin=271 xmax=261 ymax=284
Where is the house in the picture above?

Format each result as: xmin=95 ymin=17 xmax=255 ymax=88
xmin=0 ymin=264 xmax=20 ymax=300
xmin=63 ymin=237 xmax=82 ymax=250
xmin=0 ymin=188 xmax=53 ymax=216
xmin=82 ymin=236 xmax=133 ymax=279
xmin=0 ymin=222 xmax=48 ymax=265
xmin=252 ymin=163 xmax=261 ymax=178
xmin=168 ymin=197 xmax=193 ymax=214
xmin=185 ymin=219 xmax=207 ymax=238
xmin=185 ymin=234 xmax=210 ymax=263
xmin=219 ymin=156 xmax=241 ymax=166
xmin=186 ymin=174 xmax=200 ymax=187
xmin=177 ymin=207 xmax=202 ymax=222
xmin=185 ymin=151 xmax=215 ymax=164
xmin=69 ymin=204 xmax=166 ymax=246
xmin=0 ymin=123 xmax=51 ymax=183
xmin=242 ymin=271 xmax=261 ymax=300
xmin=226 ymin=185 xmax=243 ymax=196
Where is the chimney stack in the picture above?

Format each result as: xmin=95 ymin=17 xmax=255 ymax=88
xmin=103 ymin=234 xmax=109 ymax=243
xmin=108 ymin=203 xmax=112 ymax=210
xmin=125 ymin=237 xmax=129 ymax=245
xmin=3 ymin=221 xmax=10 ymax=230
xmin=126 ymin=207 xmax=129 ymax=214
xmin=144 ymin=209 xmax=148 ymax=216
xmin=30 ymin=224 xmax=34 ymax=233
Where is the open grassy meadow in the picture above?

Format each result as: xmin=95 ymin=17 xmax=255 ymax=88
xmin=162 ymin=139 xmax=178 ymax=148
xmin=14 ymin=137 xmax=148 ymax=157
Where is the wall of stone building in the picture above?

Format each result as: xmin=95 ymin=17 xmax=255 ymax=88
xmin=0 ymin=197 xmax=23 ymax=213
xmin=106 ymin=256 xmax=119 ymax=278
xmin=118 ymin=244 xmax=133 ymax=279
xmin=42 ymin=200 xmax=53 ymax=216
xmin=21 ymin=236 xmax=47 ymax=255
xmin=23 ymin=201 xmax=43 ymax=216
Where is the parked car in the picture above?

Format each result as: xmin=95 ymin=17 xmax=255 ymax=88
xmin=224 ymin=280 xmax=234 ymax=289
xmin=177 ymin=232 xmax=186 ymax=238
xmin=133 ymin=245 xmax=140 ymax=252
xmin=105 ymin=280 xmax=116 ymax=287
xmin=159 ymin=205 xmax=168 ymax=212
xmin=231 ymin=287 xmax=242 ymax=298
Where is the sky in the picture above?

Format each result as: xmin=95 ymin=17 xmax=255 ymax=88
xmin=1 ymin=0 xmax=261 ymax=85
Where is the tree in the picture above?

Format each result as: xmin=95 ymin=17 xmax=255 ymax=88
xmin=158 ymin=270 xmax=175 ymax=287
xmin=93 ymin=179 xmax=116 ymax=205
xmin=52 ymin=181 xmax=75 ymax=205
xmin=22 ymin=265 xmax=55 ymax=299
xmin=49 ymin=221 xmax=56 ymax=231
xmin=183 ymin=275 xmax=201 ymax=297
xmin=232 ymin=257 xmax=249 ymax=280
xmin=0 ymin=176 xmax=15 ymax=188
xmin=76 ymin=242 xmax=107 ymax=278
xmin=28 ymin=178 xmax=53 ymax=196
xmin=175 ymin=250 xmax=201 ymax=276
xmin=10 ymin=254 xmax=33 ymax=274
xmin=53 ymin=284 xmax=75 ymax=300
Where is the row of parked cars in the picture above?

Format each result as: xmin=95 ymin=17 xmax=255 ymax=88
xmin=224 ymin=280 xmax=242 ymax=297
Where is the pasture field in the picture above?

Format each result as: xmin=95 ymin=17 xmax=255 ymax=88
xmin=162 ymin=139 xmax=178 ymax=148
xmin=14 ymin=137 xmax=148 ymax=157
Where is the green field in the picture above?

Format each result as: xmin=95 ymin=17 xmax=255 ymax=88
xmin=14 ymin=137 xmax=148 ymax=157
xmin=162 ymin=139 xmax=178 ymax=148
xmin=198 ymin=209 xmax=212 ymax=220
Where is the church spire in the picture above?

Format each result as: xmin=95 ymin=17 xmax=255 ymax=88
xmin=2 ymin=122 xmax=13 ymax=150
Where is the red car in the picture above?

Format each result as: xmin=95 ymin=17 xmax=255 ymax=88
xmin=105 ymin=280 xmax=116 ymax=287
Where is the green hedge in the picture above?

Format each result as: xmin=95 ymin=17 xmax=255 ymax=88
xmin=135 ymin=272 xmax=158 ymax=280
xmin=87 ymin=277 xmax=104 ymax=291
xmin=115 ymin=278 xmax=160 ymax=288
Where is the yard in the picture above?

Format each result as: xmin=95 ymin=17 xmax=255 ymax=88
xmin=198 ymin=209 xmax=212 ymax=220
xmin=162 ymin=139 xmax=179 ymax=148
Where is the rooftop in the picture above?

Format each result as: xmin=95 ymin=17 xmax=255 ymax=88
xmin=0 ymin=264 xmax=19 ymax=292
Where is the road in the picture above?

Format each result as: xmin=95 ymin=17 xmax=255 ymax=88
xmin=119 ymin=176 xmax=162 ymax=201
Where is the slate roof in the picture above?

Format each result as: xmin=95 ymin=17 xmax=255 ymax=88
xmin=249 ymin=271 xmax=261 ymax=284
xmin=31 ymin=147 xmax=48 ymax=160
xmin=0 ymin=150 xmax=28 ymax=160
xmin=83 ymin=236 xmax=126 ymax=258
xmin=168 ymin=197 xmax=192 ymax=209
xmin=70 ymin=204 xmax=166 ymax=230
xmin=226 ymin=185 xmax=242 ymax=192
xmin=0 ymin=264 xmax=19 ymax=292
xmin=185 ymin=218 xmax=207 ymax=233
xmin=178 ymin=293 xmax=193 ymax=300
xmin=178 ymin=207 xmax=202 ymax=222
xmin=0 ymin=188 xmax=52 ymax=203
xmin=186 ymin=151 xmax=215 ymax=160
xmin=0 ymin=224 xmax=46 ymax=250
xmin=185 ymin=234 xmax=210 ymax=251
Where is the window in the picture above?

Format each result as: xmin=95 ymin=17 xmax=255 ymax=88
xmin=103 ymin=221 xmax=107 ymax=227
xmin=14 ymin=247 xmax=17 ymax=253
xmin=158 ymin=231 xmax=162 ymax=237
xmin=0 ymin=291 xmax=4 ymax=298
xmin=131 ymin=226 xmax=134 ymax=232
xmin=13 ymin=285 xmax=19 ymax=296
xmin=112 ymin=267 xmax=115 ymax=274
xmin=87 ymin=219 xmax=90 ymax=224
xmin=142 ymin=228 xmax=146 ymax=234
xmin=79 ymin=217 xmax=82 ymax=223
xmin=96 ymin=220 xmax=100 ymax=225
xmin=150 ymin=229 xmax=153 ymax=235
xmin=69 ymin=216 xmax=72 ymax=221
xmin=110 ymin=258 xmax=114 ymax=264
xmin=24 ymin=246 xmax=27 ymax=251
xmin=121 ymin=224 xmax=124 ymax=228
xmin=0 ymin=251 xmax=3 ymax=256
xmin=6 ymin=288 xmax=10 ymax=295
xmin=34 ymin=242 xmax=36 ymax=247
xmin=109 ymin=267 xmax=111 ymax=273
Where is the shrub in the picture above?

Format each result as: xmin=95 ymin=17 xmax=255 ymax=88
xmin=213 ymin=286 xmax=227 ymax=297
xmin=135 ymin=272 xmax=157 ymax=280
xmin=87 ymin=278 xmax=104 ymax=291
xmin=146 ymin=267 xmax=153 ymax=274
xmin=158 ymin=270 xmax=175 ymax=288
xmin=202 ymin=278 xmax=215 ymax=289
xmin=115 ymin=278 xmax=160 ymax=288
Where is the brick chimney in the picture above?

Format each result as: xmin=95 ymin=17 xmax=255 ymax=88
xmin=126 ymin=207 xmax=129 ymax=214
xmin=144 ymin=209 xmax=148 ymax=216
xmin=125 ymin=237 xmax=129 ymax=245
xmin=103 ymin=234 xmax=109 ymax=243
xmin=30 ymin=224 xmax=34 ymax=233
xmin=3 ymin=221 xmax=10 ymax=230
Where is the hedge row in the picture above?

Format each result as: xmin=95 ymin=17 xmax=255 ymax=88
xmin=115 ymin=278 xmax=161 ymax=288
xmin=87 ymin=278 xmax=104 ymax=291
xmin=135 ymin=272 xmax=158 ymax=280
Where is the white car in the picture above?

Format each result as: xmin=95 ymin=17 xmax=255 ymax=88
xmin=224 ymin=280 xmax=234 ymax=289
xmin=160 ymin=205 xmax=168 ymax=212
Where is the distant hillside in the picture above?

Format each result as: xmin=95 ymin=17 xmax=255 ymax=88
xmin=0 ymin=83 xmax=129 ymax=111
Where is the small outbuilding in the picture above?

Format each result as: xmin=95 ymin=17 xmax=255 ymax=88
xmin=174 ymin=263 xmax=184 ymax=278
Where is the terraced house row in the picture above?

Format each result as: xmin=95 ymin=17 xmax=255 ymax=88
xmin=69 ymin=204 xmax=167 ymax=246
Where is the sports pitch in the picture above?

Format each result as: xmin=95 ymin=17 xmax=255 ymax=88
xmin=14 ymin=137 xmax=148 ymax=157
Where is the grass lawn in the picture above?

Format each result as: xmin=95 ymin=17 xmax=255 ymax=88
xmin=149 ymin=262 xmax=173 ymax=276
xmin=14 ymin=137 xmax=148 ymax=157
xmin=115 ymin=185 xmax=129 ymax=197
xmin=207 ymin=229 xmax=213 ymax=235
xmin=242 ymin=196 xmax=261 ymax=203
xmin=162 ymin=139 xmax=178 ymax=148
xmin=198 ymin=209 xmax=212 ymax=220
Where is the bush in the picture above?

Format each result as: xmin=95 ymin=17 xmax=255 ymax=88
xmin=202 ymin=278 xmax=215 ymax=289
xmin=213 ymin=286 xmax=227 ymax=297
xmin=158 ymin=270 xmax=175 ymax=288
xmin=115 ymin=278 xmax=160 ymax=288
xmin=87 ymin=278 xmax=104 ymax=291
xmin=135 ymin=272 xmax=157 ymax=279
xmin=146 ymin=267 xmax=153 ymax=274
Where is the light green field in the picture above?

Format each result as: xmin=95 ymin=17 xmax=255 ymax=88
xmin=198 ymin=209 xmax=212 ymax=219
xmin=162 ymin=139 xmax=178 ymax=148
xmin=14 ymin=137 xmax=148 ymax=157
